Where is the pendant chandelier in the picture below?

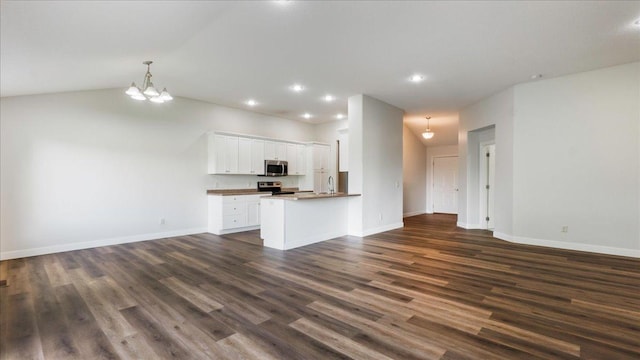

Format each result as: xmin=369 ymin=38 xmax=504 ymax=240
xmin=125 ymin=61 xmax=173 ymax=103
xmin=422 ymin=116 xmax=434 ymax=139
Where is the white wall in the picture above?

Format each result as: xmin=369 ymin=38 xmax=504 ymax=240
xmin=425 ymin=145 xmax=458 ymax=214
xmin=403 ymin=125 xmax=426 ymax=217
xmin=348 ymin=95 xmax=404 ymax=236
xmin=459 ymin=62 xmax=639 ymax=257
xmin=0 ymin=89 xmax=315 ymax=259
xmin=459 ymin=88 xmax=514 ymax=232
xmin=511 ymin=62 xmax=639 ymax=254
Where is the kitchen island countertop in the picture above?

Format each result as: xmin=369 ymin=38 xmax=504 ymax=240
xmin=269 ymin=192 xmax=360 ymax=200
xmin=206 ymin=188 xmax=300 ymax=196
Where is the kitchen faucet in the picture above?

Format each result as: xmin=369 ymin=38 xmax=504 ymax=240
xmin=327 ymin=176 xmax=335 ymax=194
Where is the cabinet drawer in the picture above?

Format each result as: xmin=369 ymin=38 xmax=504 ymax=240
xmin=223 ymin=196 xmax=246 ymax=204
xmin=243 ymin=194 xmax=266 ymax=202
xmin=223 ymin=203 xmax=245 ymax=215
xmin=223 ymin=214 xmax=247 ymax=229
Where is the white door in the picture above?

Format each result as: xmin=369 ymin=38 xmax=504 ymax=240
xmin=480 ymin=144 xmax=496 ymax=229
xmin=433 ymin=156 xmax=459 ymax=214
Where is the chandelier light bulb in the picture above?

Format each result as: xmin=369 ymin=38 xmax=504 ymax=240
xmin=422 ymin=116 xmax=434 ymax=139
xmin=160 ymin=88 xmax=173 ymax=101
xmin=149 ymin=96 xmax=165 ymax=104
xmin=422 ymin=131 xmax=435 ymax=139
xmin=131 ymin=93 xmax=146 ymax=101
xmin=143 ymin=83 xmax=159 ymax=97
xmin=125 ymin=82 xmax=141 ymax=96
xmin=410 ymin=74 xmax=425 ymax=83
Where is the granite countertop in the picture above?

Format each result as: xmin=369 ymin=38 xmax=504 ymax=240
xmin=268 ymin=192 xmax=361 ymax=200
xmin=207 ymin=188 xmax=299 ymax=196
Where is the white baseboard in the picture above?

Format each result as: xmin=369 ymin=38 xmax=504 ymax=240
xmin=403 ymin=211 xmax=425 ymax=218
xmin=0 ymin=227 xmax=208 ymax=261
xmin=493 ymin=231 xmax=640 ymax=258
xmin=209 ymin=225 xmax=260 ymax=236
xmin=457 ymin=222 xmax=483 ymax=229
xmin=349 ymin=222 xmax=404 ymax=237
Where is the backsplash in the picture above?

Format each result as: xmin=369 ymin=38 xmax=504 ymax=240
xmin=206 ymin=174 xmax=301 ymax=190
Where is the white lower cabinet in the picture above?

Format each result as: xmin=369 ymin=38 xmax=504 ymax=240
xmin=208 ymin=194 xmax=267 ymax=235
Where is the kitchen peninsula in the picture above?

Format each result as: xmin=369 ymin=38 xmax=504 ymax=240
xmin=260 ymin=192 xmax=360 ymax=250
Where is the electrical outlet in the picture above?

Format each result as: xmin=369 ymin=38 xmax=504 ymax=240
xmin=561 ymin=225 xmax=568 ymax=233
xmin=160 ymin=218 xmax=166 ymax=225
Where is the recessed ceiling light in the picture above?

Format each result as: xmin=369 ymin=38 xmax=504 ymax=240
xmin=530 ymin=74 xmax=543 ymax=80
xmin=302 ymin=113 xmax=312 ymax=119
xmin=323 ymin=94 xmax=335 ymax=102
xmin=290 ymin=84 xmax=305 ymax=92
xmin=336 ymin=113 xmax=345 ymax=119
xmin=274 ymin=0 xmax=290 ymax=4
xmin=246 ymin=99 xmax=257 ymax=107
xmin=409 ymin=74 xmax=424 ymax=83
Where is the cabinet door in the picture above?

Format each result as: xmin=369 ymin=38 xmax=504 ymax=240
xmin=286 ymin=144 xmax=298 ymax=175
xmin=296 ymin=144 xmax=307 ymax=175
xmin=214 ymin=135 xmax=227 ymax=173
xmin=264 ymin=141 xmax=276 ymax=160
xmin=276 ymin=142 xmax=287 ymax=161
xmin=313 ymin=170 xmax=328 ymax=193
xmin=224 ymin=136 xmax=239 ymax=173
xmin=238 ymin=137 xmax=252 ymax=174
xmin=247 ymin=200 xmax=260 ymax=226
xmin=208 ymin=134 xmax=239 ymax=174
xmin=264 ymin=141 xmax=287 ymax=161
xmin=313 ymin=144 xmax=330 ymax=170
xmin=251 ymin=139 xmax=265 ymax=175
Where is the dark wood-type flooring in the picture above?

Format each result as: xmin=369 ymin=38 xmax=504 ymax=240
xmin=1 ymin=214 xmax=639 ymax=359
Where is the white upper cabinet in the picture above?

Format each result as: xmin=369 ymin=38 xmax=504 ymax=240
xmin=238 ymin=137 xmax=252 ymax=174
xmin=208 ymin=134 xmax=239 ymax=174
xmin=312 ymin=144 xmax=330 ymax=170
xmin=250 ymin=139 xmax=265 ymax=175
xmin=209 ymin=134 xmax=265 ymax=175
xmin=264 ymin=141 xmax=287 ymax=161
xmin=208 ymin=132 xmax=311 ymax=176
xmin=238 ymin=137 xmax=265 ymax=175
xmin=286 ymin=143 xmax=307 ymax=175
xmin=296 ymin=144 xmax=307 ymax=175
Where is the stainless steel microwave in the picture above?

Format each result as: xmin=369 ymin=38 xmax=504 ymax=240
xmin=263 ymin=160 xmax=288 ymax=177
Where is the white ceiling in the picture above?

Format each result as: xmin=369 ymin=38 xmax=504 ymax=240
xmin=2 ymin=1 xmax=639 ymax=146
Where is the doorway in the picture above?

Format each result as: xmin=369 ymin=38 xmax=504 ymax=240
xmin=432 ymin=156 xmax=459 ymax=214
xmin=479 ymin=143 xmax=495 ymax=229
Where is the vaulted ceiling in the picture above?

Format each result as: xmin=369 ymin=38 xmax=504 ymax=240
xmin=2 ymin=1 xmax=639 ymax=146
